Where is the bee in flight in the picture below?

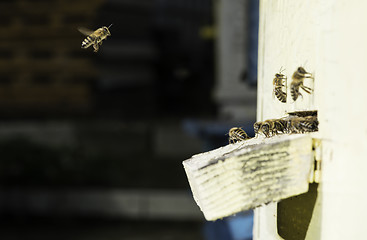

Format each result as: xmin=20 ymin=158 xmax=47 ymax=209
xmin=290 ymin=67 xmax=313 ymax=101
xmin=273 ymin=67 xmax=287 ymax=103
xmin=78 ymin=24 xmax=112 ymax=52
xmin=228 ymin=127 xmax=250 ymax=144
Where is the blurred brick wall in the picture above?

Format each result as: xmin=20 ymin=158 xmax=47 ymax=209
xmin=0 ymin=0 xmax=104 ymax=116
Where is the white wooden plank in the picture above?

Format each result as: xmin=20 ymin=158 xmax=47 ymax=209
xmin=183 ymin=134 xmax=314 ymax=221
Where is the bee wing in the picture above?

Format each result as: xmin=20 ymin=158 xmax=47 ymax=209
xmin=78 ymin=27 xmax=94 ymax=36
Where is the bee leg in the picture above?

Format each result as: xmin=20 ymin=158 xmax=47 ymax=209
xmin=301 ymin=85 xmax=313 ymax=94
xmin=98 ymin=40 xmax=103 ymax=48
xmin=93 ymin=44 xmax=99 ymax=52
xmin=303 ymin=74 xmax=313 ymax=79
xmin=93 ymin=38 xmax=101 ymax=52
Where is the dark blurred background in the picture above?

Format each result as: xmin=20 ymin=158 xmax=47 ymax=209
xmin=0 ymin=0 xmax=258 ymax=239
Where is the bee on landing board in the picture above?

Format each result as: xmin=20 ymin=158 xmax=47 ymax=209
xmin=290 ymin=67 xmax=314 ymax=101
xmin=253 ymin=114 xmax=318 ymax=138
xmin=259 ymin=120 xmax=272 ymax=137
xmin=258 ymin=119 xmax=287 ymax=137
xmin=273 ymin=68 xmax=287 ymax=103
xmin=272 ymin=119 xmax=288 ymax=134
xmin=297 ymin=116 xmax=319 ymax=133
xmin=286 ymin=110 xmax=317 ymax=118
xmin=228 ymin=127 xmax=250 ymax=144
xmin=254 ymin=120 xmax=272 ymax=137
xmin=78 ymin=24 xmax=112 ymax=52
xmin=286 ymin=116 xmax=319 ymax=134
xmin=253 ymin=121 xmax=262 ymax=137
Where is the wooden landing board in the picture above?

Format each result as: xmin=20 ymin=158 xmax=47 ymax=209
xmin=183 ymin=134 xmax=314 ymax=221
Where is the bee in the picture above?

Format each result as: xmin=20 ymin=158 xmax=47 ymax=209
xmin=286 ymin=116 xmax=319 ymax=134
xmin=255 ymin=120 xmax=274 ymax=137
xmin=254 ymin=112 xmax=319 ymax=138
xmin=228 ymin=127 xmax=250 ymax=143
xmin=290 ymin=67 xmax=313 ymax=101
xmin=273 ymin=68 xmax=287 ymax=103
xmin=286 ymin=110 xmax=317 ymax=118
xmin=254 ymin=120 xmax=272 ymax=137
xmin=78 ymin=24 xmax=112 ymax=52
xmin=299 ymin=116 xmax=319 ymax=132
xmin=259 ymin=120 xmax=272 ymax=137
xmin=258 ymin=119 xmax=287 ymax=137
xmin=272 ymin=119 xmax=288 ymax=134
xmin=253 ymin=121 xmax=262 ymax=137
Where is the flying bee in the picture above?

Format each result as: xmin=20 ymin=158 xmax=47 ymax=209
xmin=228 ymin=127 xmax=250 ymax=143
xmin=290 ymin=67 xmax=314 ymax=101
xmin=78 ymin=24 xmax=112 ymax=52
xmin=273 ymin=68 xmax=287 ymax=103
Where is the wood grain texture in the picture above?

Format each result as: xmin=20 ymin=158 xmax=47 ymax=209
xmin=183 ymin=135 xmax=313 ymax=221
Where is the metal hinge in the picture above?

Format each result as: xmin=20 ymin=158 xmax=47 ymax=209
xmin=309 ymin=138 xmax=322 ymax=183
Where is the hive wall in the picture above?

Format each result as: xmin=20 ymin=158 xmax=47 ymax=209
xmin=255 ymin=1 xmax=367 ymax=239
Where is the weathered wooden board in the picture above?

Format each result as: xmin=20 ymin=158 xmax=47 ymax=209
xmin=183 ymin=134 xmax=313 ymax=221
